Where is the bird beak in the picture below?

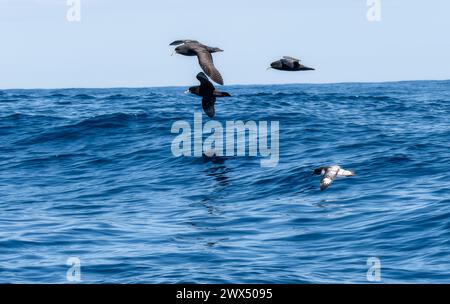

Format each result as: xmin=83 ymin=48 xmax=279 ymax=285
xmin=266 ymin=67 xmax=272 ymax=70
xmin=170 ymin=50 xmax=175 ymax=56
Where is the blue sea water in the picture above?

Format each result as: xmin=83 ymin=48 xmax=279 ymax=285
xmin=0 ymin=80 xmax=449 ymax=283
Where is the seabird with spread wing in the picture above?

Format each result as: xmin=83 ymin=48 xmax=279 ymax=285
xmin=170 ymin=40 xmax=225 ymax=85
xmin=186 ymin=72 xmax=231 ymax=118
xmin=269 ymin=56 xmax=315 ymax=71
xmin=313 ymin=166 xmax=355 ymax=191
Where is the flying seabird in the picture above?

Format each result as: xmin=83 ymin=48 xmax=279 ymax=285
xmin=269 ymin=56 xmax=315 ymax=71
xmin=170 ymin=40 xmax=224 ymax=85
xmin=186 ymin=72 xmax=231 ymax=118
xmin=313 ymin=166 xmax=355 ymax=191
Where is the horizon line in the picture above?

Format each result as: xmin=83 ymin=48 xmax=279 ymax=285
xmin=1 ymin=78 xmax=449 ymax=91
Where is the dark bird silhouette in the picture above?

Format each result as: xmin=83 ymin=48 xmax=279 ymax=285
xmin=269 ymin=56 xmax=315 ymax=71
xmin=186 ymin=72 xmax=231 ymax=118
xmin=313 ymin=166 xmax=355 ymax=191
xmin=170 ymin=40 xmax=224 ymax=85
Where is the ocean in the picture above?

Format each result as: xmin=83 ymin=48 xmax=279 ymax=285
xmin=0 ymin=80 xmax=449 ymax=283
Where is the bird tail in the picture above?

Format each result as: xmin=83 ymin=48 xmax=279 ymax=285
xmin=302 ymin=66 xmax=315 ymax=71
xmin=213 ymin=90 xmax=231 ymax=98
xmin=207 ymin=47 xmax=224 ymax=53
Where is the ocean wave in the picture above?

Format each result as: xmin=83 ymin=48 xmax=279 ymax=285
xmin=72 ymin=94 xmax=96 ymax=100
xmin=46 ymin=93 xmax=68 ymax=98
xmin=0 ymin=113 xmax=65 ymax=122
xmin=103 ymin=94 xmax=137 ymax=100
xmin=1 ymin=81 xmax=449 ymax=283
xmin=14 ymin=112 xmax=149 ymax=145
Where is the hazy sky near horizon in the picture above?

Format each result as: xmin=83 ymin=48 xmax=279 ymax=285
xmin=0 ymin=0 xmax=449 ymax=89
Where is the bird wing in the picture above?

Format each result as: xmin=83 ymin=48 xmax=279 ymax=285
xmin=196 ymin=72 xmax=215 ymax=91
xmin=202 ymin=96 xmax=216 ymax=118
xmin=194 ymin=47 xmax=224 ymax=85
xmin=320 ymin=167 xmax=339 ymax=190
xmin=320 ymin=176 xmax=334 ymax=191
xmin=337 ymin=168 xmax=355 ymax=177
xmin=283 ymin=56 xmax=300 ymax=62
xmin=293 ymin=61 xmax=302 ymax=69
xmin=281 ymin=58 xmax=295 ymax=69
xmin=170 ymin=39 xmax=199 ymax=46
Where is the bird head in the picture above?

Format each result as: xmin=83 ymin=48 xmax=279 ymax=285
xmin=313 ymin=168 xmax=325 ymax=175
xmin=173 ymin=45 xmax=192 ymax=56
xmin=185 ymin=86 xmax=200 ymax=95
xmin=173 ymin=45 xmax=182 ymax=55
xmin=269 ymin=61 xmax=282 ymax=70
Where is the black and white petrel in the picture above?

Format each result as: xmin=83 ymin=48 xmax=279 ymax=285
xmin=313 ymin=165 xmax=355 ymax=191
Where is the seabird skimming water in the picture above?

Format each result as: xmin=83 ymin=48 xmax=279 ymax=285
xmin=313 ymin=166 xmax=355 ymax=191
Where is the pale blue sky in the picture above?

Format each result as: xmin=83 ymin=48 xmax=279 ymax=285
xmin=0 ymin=0 xmax=449 ymax=89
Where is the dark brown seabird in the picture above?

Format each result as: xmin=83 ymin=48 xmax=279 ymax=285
xmin=170 ymin=40 xmax=224 ymax=85
xmin=186 ymin=72 xmax=231 ymax=118
xmin=269 ymin=56 xmax=315 ymax=71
